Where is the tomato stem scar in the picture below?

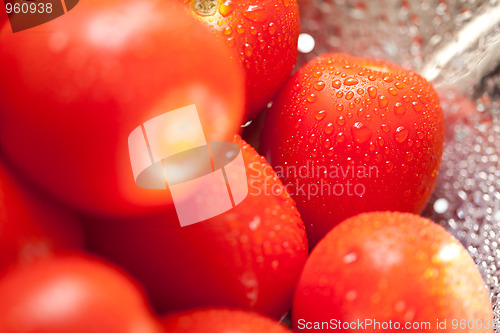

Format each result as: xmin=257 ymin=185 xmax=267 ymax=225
xmin=192 ymin=0 xmax=218 ymax=16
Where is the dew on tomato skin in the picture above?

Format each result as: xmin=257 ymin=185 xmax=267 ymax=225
xmin=388 ymin=87 xmax=398 ymax=96
xmin=324 ymin=139 xmax=331 ymax=149
xmin=381 ymin=124 xmax=391 ymax=133
xmin=357 ymin=108 xmax=365 ymax=117
xmin=352 ymin=122 xmax=372 ymax=144
xmin=368 ymin=75 xmax=376 ymax=81
xmin=343 ymin=252 xmax=358 ymax=264
xmin=345 ymin=91 xmax=354 ymax=100
xmin=223 ymin=27 xmax=232 ymax=35
xmin=336 ymin=91 xmax=344 ymax=98
xmin=244 ymin=43 xmax=253 ymax=57
xmin=395 ymin=126 xmax=409 ymax=143
xmin=344 ymin=77 xmax=359 ymax=86
xmin=268 ymin=22 xmax=276 ymax=35
xmin=219 ymin=0 xmax=234 ymax=16
xmin=377 ymin=137 xmax=385 ymax=146
xmin=378 ymin=95 xmax=388 ymax=108
xmin=412 ymin=101 xmax=422 ymax=112
xmin=236 ymin=24 xmax=245 ymax=33
xmin=394 ymin=102 xmax=405 ymax=115
xmin=337 ymin=116 xmax=346 ymax=126
xmin=307 ymin=94 xmax=317 ymax=103
xmin=324 ymin=123 xmax=334 ymax=134
xmin=294 ymin=118 xmax=302 ymax=129
xmin=383 ymin=76 xmax=393 ymax=83
xmin=357 ymin=88 xmax=364 ymax=95
xmin=315 ymin=110 xmax=326 ymax=121
xmin=385 ymin=161 xmax=394 ymax=172
xmin=336 ymin=132 xmax=346 ymax=143
xmin=401 ymin=164 xmax=409 ymax=174
xmin=395 ymin=82 xmax=404 ymax=89
xmin=348 ymin=102 xmax=355 ymax=109
xmin=313 ymin=71 xmax=322 ymax=78
xmin=225 ymin=37 xmax=235 ymax=47
xmin=242 ymin=5 xmax=268 ymax=22
xmin=313 ymin=81 xmax=326 ymax=91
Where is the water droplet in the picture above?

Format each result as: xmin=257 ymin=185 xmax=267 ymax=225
xmin=381 ymin=124 xmax=391 ymax=133
xmin=395 ymin=126 xmax=409 ymax=143
xmin=395 ymin=82 xmax=403 ymax=89
xmin=368 ymin=75 xmax=376 ymax=81
xmin=351 ymin=122 xmax=372 ymax=144
xmin=236 ymin=25 xmax=245 ymax=33
xmin=268 ymin=22 xmax=276 ymax=35
xmin=346 ymin=91 xmax=354 ymax=100
xmin=307 ymin=93 xmax=317 ymax=103
xmin=388 ymin=87 xmax=398 ymax=96
xmin=378 ymin=95 xmax=388 ymax=108
xmin=377 ymin=137 xmax=385 ymax=146
xmin=367 ymin=87 xmax=377 ymax=98
xmin=343 ymin=252 xmax=358 ymax=263
xmin=336 ymin=132 xmax=345 ymax=142
xmin=394 ymin=102 xmax=405 ymax=115
xmin=336 ymin=91 xmax=344 ymax=98
xmin=412 ymin=101 xmax=422 ymax=112
xmin=324 ymin=123 xmax=334 ymax=134
xmin=337 ymin=116 xmax=345 ymax=126
xmin=314 ymin=81 xmax=326 ymax=91
xmin=357 ymin=88 xmax=364 ymax=95
xmin=383 ymin=76 xmax=393 ymax=83
xmin=219 ymin=0 xmax=234 ymax=16
xmin=243 ymin=5 xmax=268 ymax=22
xmin=223 ymin=27 xmax=232 ymax=35
xmin=294 ymin=118 xmax=302 ymax=129
xmin=332 ymin=80 xmax=341 ymax=89
xmin=324 ymin=139 xmax=331 ymax=148
xmin=344 ymin=77 xmax=359 ymax=86
xmin=336 ymin=103 xmax=344 ymax=112
xmin=244 ymin=43 xmax=253 ymax=57
xmin=385 ymin=161 xmax=394 ymax=172
xmin=315 ymin=110 xmax=326 ymax=121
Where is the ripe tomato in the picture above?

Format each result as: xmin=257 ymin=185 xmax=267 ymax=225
xmin=86 ymin=135 xmax=308 ymax=319
xmin=260 ymin=53 xmax=444 ymax=248
xmin=0 ymin=160 xmax=83 ymax=272
xmin=0 ymin=254 xmax=162 ymax=333
xmin=162 ymin=308 xmax=292 ymax=332
xmin=293 ymin=212 xmax=493 ymax=333
xmin=0 ymin=0 xmax=245 ymax=217
xmin=182 ymin=0 xmax=300 ymax=119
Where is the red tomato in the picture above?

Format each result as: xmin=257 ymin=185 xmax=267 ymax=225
xmin=0 ymin=160 xmax=83 ymax=272
xmin=0 ymin=0 xmax=245 ymax=217
xmin=260 ymin=54 xmax=445 ymax=248
xmin=86 ymin=135 xmax=308 ymax=319
xmin=293 ymin=212 xmax=493 ymax=333
xmin=162 ymin=308 xmax=292 ymax=333
xmin=0 ymin=254 xmax=162 ymax=333
xmin=182 ymin=0 xmax=300 ymax=119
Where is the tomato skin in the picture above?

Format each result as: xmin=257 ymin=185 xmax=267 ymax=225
xmin=0 ymin=160 xmax=83 ymax=272
xmin=260 ymin=54 xmax=444 ymax=248
xmin=0 ymin=254 xmax=162 ymax=333
xmin=292 ymin=212 xmax=493 ymax=333
xmin=86 ymin=135 xmax=308 ymax=319
xmin=162 ymin=308 xmax=292 ymax=333
xmin=183 ymin=0 xmax=300 ymax=120
xmin=0 ymin=0 xmax=245 ymax=217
